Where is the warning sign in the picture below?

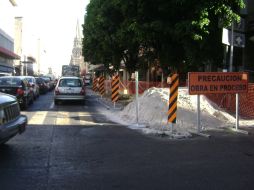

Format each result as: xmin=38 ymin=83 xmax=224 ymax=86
xmin=188 ymin=72 xmax=248 ymax=95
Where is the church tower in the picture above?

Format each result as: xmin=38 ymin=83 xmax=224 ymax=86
xmin=70 ymin=20 xmax=88 ymax=75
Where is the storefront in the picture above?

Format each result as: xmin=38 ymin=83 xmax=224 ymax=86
xmin=0 ymin=28 xmax=20 ymax=75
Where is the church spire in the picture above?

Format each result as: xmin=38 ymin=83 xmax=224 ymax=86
xmin=76 ymin=19 xmax=81 ymax=39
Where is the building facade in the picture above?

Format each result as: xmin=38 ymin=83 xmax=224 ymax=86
xmin=0 ymin=0 xmax=20 ymax=76
xmin=243 ymin=0 xmax=254 ymax=81
xmin=14 ymin=16 xmax=23 ymax=75
xmin=70 ymin=21 xmax=89 ymax=76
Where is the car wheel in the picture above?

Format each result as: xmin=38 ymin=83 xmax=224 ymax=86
xmin=0 ymin=138 xmax=10 ymax=145
xmin=30 ymin=94 xmax=34 ymax=104
xmin=21 ymin=98 xmax=28 ymax=110
xmin=80 ymin=100 xmax=86 ymax=105
xmin=54 ymin=100 xmax=59 ymax=105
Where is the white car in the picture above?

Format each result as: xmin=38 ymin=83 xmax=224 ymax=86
xmin=84 ymin=74 xmax=92 ymax=85
xmin=54 ymin=76 xmax=86 ymax=105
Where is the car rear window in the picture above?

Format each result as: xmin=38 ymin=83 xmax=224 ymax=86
xmin=26 ymin=78 xmax=33 ymax=83
xmin=42 ymin=78 xmax=50 ymax=82
xmin=0 ymin=78 xmax=21 ymax=86
xmin=59 ymin=79 xmax=82 ymax=87
xmin=36 ymin=78 xmax=43 ymax=83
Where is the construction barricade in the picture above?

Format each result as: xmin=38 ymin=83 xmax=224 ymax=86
xmin=111 ymin=75 xmax=120 ymax=103
xmin=99 ymin=76 xmax=105 ymax=96
xmin=92 ymin=77 xmax=98 ymax=92
xmin=167 ymin=74 xmax=179 ymax=123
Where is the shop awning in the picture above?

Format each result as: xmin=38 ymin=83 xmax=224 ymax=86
xmin=0 ymin=46 xmax=20 ymax=59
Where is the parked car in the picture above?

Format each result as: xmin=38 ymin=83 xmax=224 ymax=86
xmin=54 ymin=76 xmax=85 ymax=105
xmin=83 ymin=74 xmax=92 ymax=85
xmin=41 ymin=76 xmax=55 ymax=90
xmin=0 ymin=76 xmax=34 ymax=110
xmin=54 ymin=78 xmax=58 ymax=87
xmin=35 ymin=77 xmax=48 ymax=94
xmin=21 ymin=76 xmax=40 ymax=99
xmin=0 ymin=93 xmax=27 ymax=144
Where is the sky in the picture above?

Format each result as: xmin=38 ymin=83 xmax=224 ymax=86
xmin=2 ymin=0 xmax=90 ymax=76
xmin=99 ymin=87 xmax=254 ymax=138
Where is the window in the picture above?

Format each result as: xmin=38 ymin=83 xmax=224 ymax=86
xmin=59 ymin=79 xmax=81 ymax=87
xmin=0 ymin=77 xmax=21 ymax=86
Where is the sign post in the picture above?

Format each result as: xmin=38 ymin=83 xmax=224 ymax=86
xmin=229 ymin=22 xmax=234 ymax=72
xmin=128 ymin=71 xmax=146 ymax=129
xmin=135 ymin=71 xmax=139 ymax=124
xmin=188 ymin=72 xmax=248 ymax=134
xmin=197 ymin=95 xmax=201 ymax=133
xmin=236 ymin=93 xmax=239 ymax=130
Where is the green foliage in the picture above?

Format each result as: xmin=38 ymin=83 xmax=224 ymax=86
xmin=83 ymin=0 xmax=245 ymax=77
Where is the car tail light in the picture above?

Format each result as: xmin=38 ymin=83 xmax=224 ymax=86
xmin=17 ymin=88 xmax=24 ymax=96
xmin=55 ymin=88 xmax=60 ymax=95
xmin=80 ymin=87 xmax=85 ymax=95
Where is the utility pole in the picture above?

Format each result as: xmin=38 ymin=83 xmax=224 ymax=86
xmin=37 ymin=38 xmax=41 ymax=75
xmin=229 ymin=22 xmax=234 ymax=72
xmin=25 ymin=56 xmax=27 ymax=76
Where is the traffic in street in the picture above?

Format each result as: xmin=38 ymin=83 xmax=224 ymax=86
xmin=1 ymin=1 xmax=254 ymax=189
xmin=1 ymin=89 xmax=254 ymax=190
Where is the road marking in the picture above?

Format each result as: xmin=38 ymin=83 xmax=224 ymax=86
xmin=56 ymin=111 xmax=71 ymax=125
xmin=27 ymin=111 xmax=111 ymax=126
xmin=49 ymin=102 xmax=54 ymax=109
xmin=28 ymin=111 xmax=47 ymax=125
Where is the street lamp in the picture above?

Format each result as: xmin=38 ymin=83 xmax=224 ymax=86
xmin=37 ymin=38 xmax=40 ymax=75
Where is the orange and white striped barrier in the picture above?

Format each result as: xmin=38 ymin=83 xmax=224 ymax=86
xmin=111 ymin=75 xmax=120 ymax=103
xmin=167 ymin=74 xmax=179 ymax=124
xmin=99 ymin=76 xmax=105 ymax=96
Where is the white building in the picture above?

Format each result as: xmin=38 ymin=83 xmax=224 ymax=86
xmin=70 ymin=20 xmax=89 ymax=76
xmin=0 ymin=0 xmax=20 ymax=75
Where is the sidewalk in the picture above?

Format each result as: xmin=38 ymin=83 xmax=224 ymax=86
xmin=86 ymin=87 xmax=133 ymax=110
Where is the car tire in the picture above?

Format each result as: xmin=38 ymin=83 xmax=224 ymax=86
xmin=0 ymin=138 xmax=10 ymax=145
xmin=81 ymin=100 xmax=86 ymax=105
xmin=21 ymin=98 xmax=28 ymax=110
xmin=30 ymin=94 xmax=34 ymax=104
xmin=54 ymin=100 xmax=59 ymax=105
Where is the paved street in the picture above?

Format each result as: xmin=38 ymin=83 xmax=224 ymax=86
xmin=1 ymin=90 xmax=254 ymax=190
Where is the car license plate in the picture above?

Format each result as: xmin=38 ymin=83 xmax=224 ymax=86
xmin=65 ymin=89 xmax=74 ymax=93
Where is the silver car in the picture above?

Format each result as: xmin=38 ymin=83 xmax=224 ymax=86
xmin=21 ymin=76 xmax=40 ymax=99
xmin=54 ymin=76 xmax=85 ymax=105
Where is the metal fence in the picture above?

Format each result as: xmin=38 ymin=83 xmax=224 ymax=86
xmin=206 ymin=83 xmax=254 ymax=119
xmin=97 ymin=78 xmax=254 ymax=119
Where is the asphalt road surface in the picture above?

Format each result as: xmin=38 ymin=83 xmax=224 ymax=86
xmin=1 ymin=90 xmax=254 ymax=190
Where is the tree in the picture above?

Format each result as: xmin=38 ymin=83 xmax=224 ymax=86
xmin=83 ymin=0 xmax=245 ymax=78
